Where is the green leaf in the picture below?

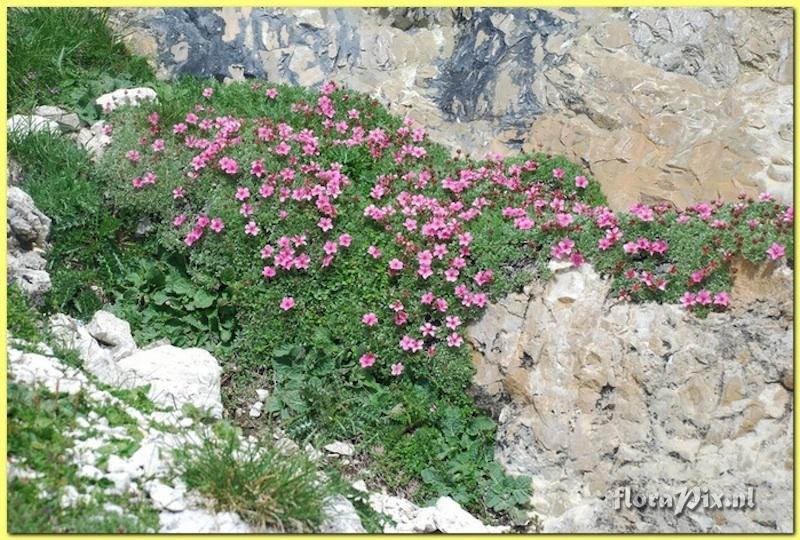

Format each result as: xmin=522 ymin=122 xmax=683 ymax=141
xmin=193 ymin=289 xmax=215 ymax=309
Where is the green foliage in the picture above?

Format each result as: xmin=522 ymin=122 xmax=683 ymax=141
xmin=7 ymin=383 xmax=158 ymax=533
xmin=173 ymin=420 xmax=333 ymax=532
xmin=109 ymin=253 xmax=237 ymax=352
xmin=8 ymin=284 xmax=43 ymax=343
xmin=8 ymin=131 xmax=152 ymax=318
xmin=7 ymin=7 xmax=153 ymax=117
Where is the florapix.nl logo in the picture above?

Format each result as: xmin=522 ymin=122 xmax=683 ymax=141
xmin=612 ymin=486 xmax=756 ymax=516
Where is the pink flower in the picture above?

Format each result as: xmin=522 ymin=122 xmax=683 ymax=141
xmin=260 ymin=245 xmax=274 ymax=259
xmin=389 ymin=258 xmax=404 ymax=272
xmin=126 ymin=150 xmax=140 ymax=162
xmin=210 ymin=218 xmax=225 ymax=233
xmin=445 ymin=315 xmax=461 ymax=330
xmin=251 ymin=160 xmax=265 ymax=177
xmin=420 ymin=322 xmax=437 ymax=337
xmin=202 ymin=87 xmax=214 ymax=98
xmin=172 ymin=186 xmax=186 ymax=199
xmin=362 ymin=313 xmax=378 ymax=326
xmin=713 ymin=292 xmax=730 ymax=307
xmin=555 ymin=213 xmax=574 ymax=228
xmin=240 ymin=203 xmax=254 ymax=217
xmin=235 ymin=186 xmax=250 ymax=201
xmin=696 ymin=290 xmax=712 ymax=306
xmin=552 ymin=168 xmax=565 ymax=179
xmin=550 ymin=238 xmax=575 ymax=260
xmin=394 ymin=311 xmax=408 ymax=326
xmin=575 ymin=175 xmax=588 ymax=188
xmin=444 ymin=268 xmax=459 ymax=282
xmin=420 ymin=292 xmax=435 ymax=305
xmin=318 ymin=218 xmax=333 ymax=232
xmin=447 ymin=332 xmax=464 ymax=347
xmin=766 ymin=242 xmax=785 ymax=261
xmin=360 ymin=353 xmax=376 ymax=368
xmin=262 ymin=266 xmax=276 ymax=279
xmin=399 ymin=335 xmax=423 ymax=352
xmin=367 ymin=245 xmax=382 ymax=258
xmin=280 ymin=296 xmax=295 ymax=311
xmin=197 ymin=215 xmax=210 ymax=228
xmin=391 ymin=363 xmax=404 ymax=376
xmin=219 ymin=157 xmax=238 ymax=175
xmin=151 ymin=139 xmax=165 ymax=152
xmin=173 ymin=213 xmax=187 ymax=227
xmin=680 ymin=292 xmax=696 ymax=309
xmin=244 ymin=221 xmax=261 ymax=236
xmin=265 ymin=87 xmax=278 ymax=99
xmin=338 ymin=234 xmax=352 ymax=247
xmin=690 ymin=270 xmax=705 ymax=284
xmin=323 ymin=241 xmax=338 ymax=256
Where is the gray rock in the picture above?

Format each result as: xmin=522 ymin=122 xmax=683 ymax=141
xmin=33 ymin=105 xmax=81 ymax=132
xmin=109 ymin=7 xmax=791 ymax=206
xmin=86 ymin=310 xmax=137 ymax=360
xmin=468 ymin=263 xmax=793 ymax=533
xmin=320 ymin=495 xmax=365 ymax=533
xmin=7 ymin=114 xmax=60 ymax=136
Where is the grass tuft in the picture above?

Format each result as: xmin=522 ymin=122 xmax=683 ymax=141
xmin=173 ymin=421 xmax=333 ymax=532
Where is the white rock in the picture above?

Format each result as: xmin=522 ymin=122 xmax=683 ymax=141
xmin=8 ymin=349 xmax=87 ymax=394
xmin=158 ymin=509 xmax=254 ymax=533
xmin=351 ymin=480 xmax=368 ymax=493
xmin=429 ymin=496 xmax=508 ymax=533
xmin=49 ymin=312 xmax=126 ymax=385
xmin=96 ymin=87 xmax=157 ymax=112
xmin=105 ymin=472 xmax=132 ymax=495
xmin=248 ymin=401 xmax=263 ymax=418
xmin=106 ymin=454 xmax=130 ymax=474
xmin=59 ymin=485 xmax=80 ymax=508
xmin=33 ymin=105 xmax=81 ymax=132
xmin=7 ymin=462 xmax=43 ymax=482
xmin=73 ymin=120 xmax=112 ymax=160
xmin=147 ymin=480 xmax=187 ymax=512
xmin=178 ymin=417 xmax=194 ymax=428
xmin=103 ymin=503 xmax=125 ymax=516
xmin=320 ymin=495 xmax=366 ymax=533
xmin=7 ymin=114 xmax=60 ymax=136
xmin=77 ymin=464 xmax=104 ymax=480
xmin=129 ymin=440 xmax=165 ymax=477
xmin=255 ymin=388 xmax=269 ymax=401
xmin=116 ymin=345 xmax=223 ymax=418
xmin=323 ymin=441 xmax=354 ymax=456
xmin=86 ymin=311 xmax=137 ymax=360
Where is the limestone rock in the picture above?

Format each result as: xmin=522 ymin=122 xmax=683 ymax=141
xmin=468 ymin=263 xmax=793 ymax=533
xmin=320 ymin=495 xmax=366 ymax=533
xmin=86 ymin=310 xmax=137 ymax=360
xmin=7 ymin=348 xmax=87 ymax=395
xmin=7 ymin=114 xmax=60 ymax=136
xmin=33 ymin=105 xmax=81 ymax=132
xmin=73 ymin=120 xmax=112 ymax=161
xmin=159 ymin=509 xmax=255 ymax=533
xmin=95 ymin=87 xmax=157 ymax=112
xmin=323 ymin=441 xmax=354 ymax=456
xmin=116 ymin=345 xmax=223 ymax=418
xmin=7 ymin=186 xmax=52 ymax=302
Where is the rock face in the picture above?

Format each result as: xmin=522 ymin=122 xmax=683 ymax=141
xmin=467 ymin=262 xmax=793 ymax=533
xmin=7 ymin=186 xmax=52 ymax=302
xmin=109 ymin=7 xmax=792 ymax=208
xmin=50 ymin=310 xmax=224 ymax=418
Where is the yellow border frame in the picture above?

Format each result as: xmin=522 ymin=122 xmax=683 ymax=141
xmin=1 ymin=2 xmax=797 ymax=539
